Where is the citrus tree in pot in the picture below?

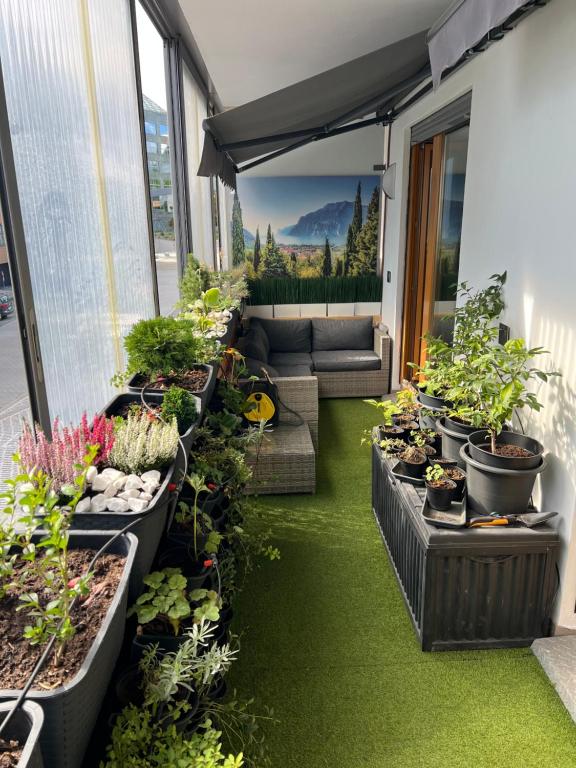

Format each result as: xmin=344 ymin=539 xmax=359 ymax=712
xmin=460 ymin=337 xmax=560 ymax=515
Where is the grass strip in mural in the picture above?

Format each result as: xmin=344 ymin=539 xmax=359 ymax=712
xmin=247 ymin=274 xmax=382 ymax=305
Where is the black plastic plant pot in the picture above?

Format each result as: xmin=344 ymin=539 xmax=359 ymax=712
xmin=205 ymin=675 xmax=227 ymax=702
xmin=0 ymin=701 xmax=44 ymax=768
xmin=179 ymin=485 xmax=225 ymax=517
xmin=443 ymin=414 xmax=484 ymax=437
xmin=378 ymin=425 xmax=407 ymax=442
xmin=445 ymin=468 xmax=466 ymax=502
xmin=131 ymin=617 xmax=224 ymax=661
xmin=127 ymin=364 xmax=214 ymax=411
xmin=436 ymin=416 xmax=470 ymax=470
xmin=467 ymin=430 xmax=544 ymax=471
xmin=417 ymin=388 xmax=449 ymax=410
xmin=70 ymin=462 xmax=176 ymax=601
xmin=425 ymin=480 xmax=456 ymax=512
xmin=427 ymin=455 xmax=457 ymax=470
xmin=0 ymin=532 xmax=137 ymax=768
xmin=397 ymin=457 xmax=427 ymax=479
xmin=460 ymin=443 xmax=547 ymax=515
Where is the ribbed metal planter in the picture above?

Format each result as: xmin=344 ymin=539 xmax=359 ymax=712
xmin=372 ymin=441 xmax=559 ymax=651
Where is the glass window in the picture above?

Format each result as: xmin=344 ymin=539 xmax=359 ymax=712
xmin=136 ymin=2 xmax=179 ymax=315
xmin=431 ymin=125 xmax=470 ymax=340
xmin=182 ymin=64 xmax=214 ymax=268
xmin=144 ymin=120 xmax=156 ymax=135
xmin=0 ymin=0 xmax=155 ymax=424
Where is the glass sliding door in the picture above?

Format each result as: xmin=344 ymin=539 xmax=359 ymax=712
xmin=400 ymin=124 xmax=470 ymax=377
xmin=0 ymin=0 xmax=155 ymax=424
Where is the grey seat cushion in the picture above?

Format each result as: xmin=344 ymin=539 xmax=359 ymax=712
xmin=252 ymin=318 xmax=311 ymax=353
xmin=268 ymin=351 xmax=313 ymax=368
xmin=311 ymin=350 xmax=381 ymax=372
xmin=312 ymin=317 xmax=373 ymax=351
xmin=273 ymin=364 xmax=313 ymax=378
xmin=242 ymin=356 xmax=279 ymax=378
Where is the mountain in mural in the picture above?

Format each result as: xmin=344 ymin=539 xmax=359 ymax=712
xmin=243 ymin=228 xmax=255 ymax=245
xmin=279 ymin=200 xmax=368 ymax=245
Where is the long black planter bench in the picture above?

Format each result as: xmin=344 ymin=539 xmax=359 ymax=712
xmin=371 ymin=443 xmax=560 ymax=651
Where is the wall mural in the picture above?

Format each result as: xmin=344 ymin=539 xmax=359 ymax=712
xmin=232 ymin=176 xmax=381 ymax=279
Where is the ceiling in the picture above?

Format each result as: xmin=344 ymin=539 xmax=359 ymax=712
xmin=178 ymin=0 xmax=453 ymax=107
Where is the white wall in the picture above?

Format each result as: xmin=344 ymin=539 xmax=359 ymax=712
xmin=382 ymin=0 xmax=576 ymax=630
xmin=243 ymin=123 xmax=384 ymax=177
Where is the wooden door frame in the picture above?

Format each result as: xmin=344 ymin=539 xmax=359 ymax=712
xmin=400 ymin=135 xmax=445 ymax=379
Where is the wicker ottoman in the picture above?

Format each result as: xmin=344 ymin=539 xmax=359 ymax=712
xmin=246 ymin=423 xmax=316 ymax=495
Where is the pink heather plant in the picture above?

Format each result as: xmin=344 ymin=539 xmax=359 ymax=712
xmin=19 ymin=413 xmax=115 ymax=493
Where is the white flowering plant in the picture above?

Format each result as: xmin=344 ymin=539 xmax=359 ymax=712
xmin=109 ymin=411 xmax=179 ymax=475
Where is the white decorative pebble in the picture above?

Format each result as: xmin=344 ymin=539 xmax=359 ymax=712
xmin=107 ymin=498 xmax=129 ymax=513
xmin=103 ymin=483 xmax=117 ymax=499
xmin=100 ymin=468 xmax=125 ymax=482
xmin=140 ymin=492 xmax=153 ymax=501
xmin=124 ymin=475 xmax=143 ymax=491
xmin=141 ymin=470 xmax=161 ymax=484
xmin=127 ymin=497 xmax=148 ymax=513
xmin=85 ymin=466 xmax=98 ymax=484
xmin=119 ymin=489 xmax=140 ymax=500
xmin=91 ymin=494 xmax=108 ymax=513
xmin=143 ymin=481 xmax=159 ymax=495
xmin=76 ymin=497 xmax=92 ymax=514
xmin=112 ymin=477 xmax=126 ymax=492
xmin=91 ymin=475 xmax=111 ymax=493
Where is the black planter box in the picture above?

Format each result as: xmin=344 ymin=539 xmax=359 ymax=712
xmin=0 ymin=532 xmax=138 ymax=768
xmin=126 ymin=364 xmax=214 ymax=413
xmin=0 ymin=701 xmax=44 ymax=767
xmin=372 ymin=441 xmax=559 ymax=652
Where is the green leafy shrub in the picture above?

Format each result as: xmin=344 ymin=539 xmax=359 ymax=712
xmin=161 ymin=386 xmax=198 ymax=433
xmin=123 ymin=316 xmax=217 ymax=379
xmin=109 ymin=411 xmax=178 ymax=475
xmin=128 ymin=568 xmax=191 ymax=635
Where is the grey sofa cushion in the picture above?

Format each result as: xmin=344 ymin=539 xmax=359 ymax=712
xmin=237 ymin=326 xmax=269 ymax=362
xmin=252 ymin=318 xmax=311 ymax=353
xmin=311 ymin=350 xmax=381 ymax=372
xmin=269 ymin=352 xmax=313 ymax=368
xmin=312 ymin=317 xmax=373 ymax=351
xmin=242 ymin=356 xmax=279 ymax=378
xmin=273 ymin=364 xmax=313 ymax=378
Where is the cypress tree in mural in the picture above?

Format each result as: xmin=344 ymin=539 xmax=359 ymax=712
xmin=351 ymin=186 xmax=380 ymax=274
xmin=231 ymin=191 xmax=245 ymax=266
xmin=290 ymin=252 xmax=297 ymax=275
xmin=252 ymin=227 xmax=261 ymax=274
xmin=335 ymin=258 xmax=343 ymax=277
xmin=344 ymin=181 xmax=363 ymax=275
xmin=322 ymin=237 xmax=332 ymax=277
xmin=261 ymin=224 xmax=288 ymax=277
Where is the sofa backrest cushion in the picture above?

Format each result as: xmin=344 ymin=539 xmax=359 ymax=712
xmin=312 ymin=317 xmax=373 ymax=351
xmin=252 ymin=318 xmax=312 ymax=353
xmin=236 ymin=327 xmax=269 ymax=363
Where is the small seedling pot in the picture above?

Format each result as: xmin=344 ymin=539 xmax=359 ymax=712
xmin=427 ymin=456 xmax=458 ymax=470
xmin=397 ymin=455 xmax=427 ymax=479
xmin=445 ymin=467 xmax=466 ymax=502
xmin=156 ymin=546 xmax=215 ymax=590
xmin=426 ymin=479 xmax=457 ymax=511
xmin=0 ymin=701 xmax=44 ymax=768
xmin=378 ymin=425 xmax=406 ymax=441
xmin=205 ymin=675 xmax=228 ymax=702
xmin=467 ymin=430 xmax=544 ymax=470
xmin=460 ymin=443 xmax=547 ymax=515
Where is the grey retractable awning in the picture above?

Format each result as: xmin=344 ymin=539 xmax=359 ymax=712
xmin=427 ymin=0 xmax=535 ymax=88
xmin=199 ymin=30 xmax=430 ymax=188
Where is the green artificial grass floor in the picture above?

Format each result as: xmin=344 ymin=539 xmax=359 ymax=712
xmin=231 ymin=399 xmax=576 ymax=767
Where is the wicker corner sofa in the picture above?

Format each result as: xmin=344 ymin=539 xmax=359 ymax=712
xmin=237 ymin=316 xmax=391 ymax=398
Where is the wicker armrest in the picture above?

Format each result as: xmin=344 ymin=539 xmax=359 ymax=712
xmin=374 ymin=328 xmax=391 ymax=369
xmin=272 ymin=375 xmax=318 ymax=423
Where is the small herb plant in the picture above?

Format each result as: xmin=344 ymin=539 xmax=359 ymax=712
xmin=109 ymin=410 xmax=178 ymax=475
xmin=129 ymin=568 xmax=191 ymax=635
xmin=425 ymin=464 xmax=446 ymax=484
xmin=363 ymin=398 xmax=401 ymax=426
xmin=161 ymin=386 xmax=198 ymax=433
xmin=410 ymin=431 xmax=426 ymax=448
xmin=1 ymin=449 xmax=97 ymax=665
xmin=378 ymin=437 xmax=405 ymax=456
xmin=399 ymin=445 xmax=426 ymax=463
